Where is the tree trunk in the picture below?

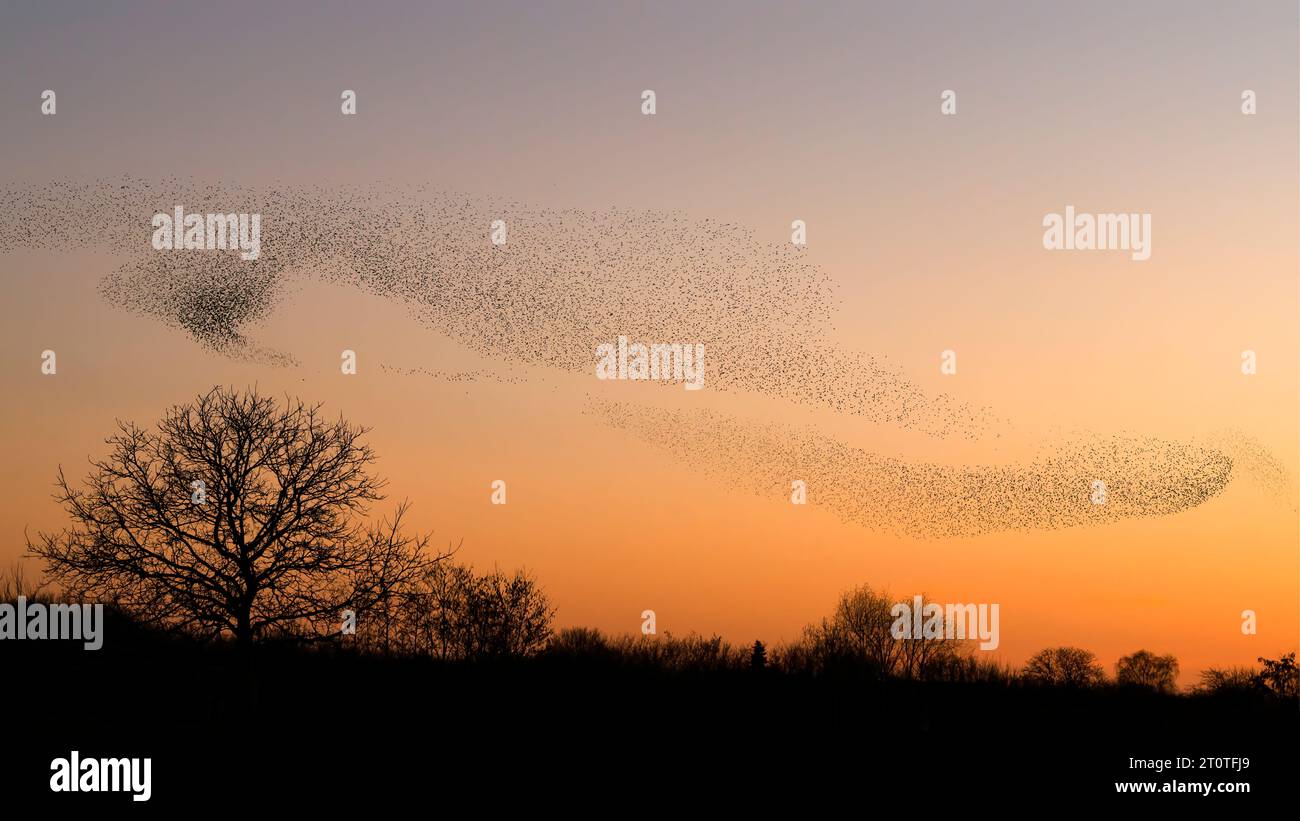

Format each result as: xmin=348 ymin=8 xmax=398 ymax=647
xmin=235 ymin=601 xmax=254 ymax=647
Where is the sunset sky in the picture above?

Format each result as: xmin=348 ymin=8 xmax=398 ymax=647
xmin=1 ymin=1 xmax=1297 ymax=684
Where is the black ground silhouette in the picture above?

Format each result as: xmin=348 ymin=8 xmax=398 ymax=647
xmin=2 ymin=598 xmax=1294 ymax=809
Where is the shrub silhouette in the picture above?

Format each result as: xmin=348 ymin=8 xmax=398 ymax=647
xmin=1115 ymin=650 xmax=1179 ymax=692
xmin=1253 ymin=652 xmax=1298 ymax=699
xmin=1195 ymin=666 xmax=1257 ymax=695
xmin=545 ymin=626 xmax=612 ymax=659
xmin=400 ymin=563 xmax=553 ymax=659
xmin=0 ymin=562 xmax=52 ymax=605
xmin=541 ymin=628 xmax=748 ymax=673
xmin=1022 ymin=647 xmax=1106 ymax=687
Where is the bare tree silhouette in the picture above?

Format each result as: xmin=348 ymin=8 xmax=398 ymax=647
xmin=792 ymin=584 xmax=966 ymax=678
xmin=1115 ymin=650 xmax=1180 ymax=692
xmin=1022 ymin=647 xmax=1106 ymax=687
xmin=30 ymin=386 xmax=442 ymax=646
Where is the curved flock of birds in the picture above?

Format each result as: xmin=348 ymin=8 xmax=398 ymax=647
xmin=586 ymin=399 xmax=1267 ymax=538
xmin=0 ymin=178 xmax=1285 ymax=536
xmin=0 ymin=178 xmax=996 ymax=436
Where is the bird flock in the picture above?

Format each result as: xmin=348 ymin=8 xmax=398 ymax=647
xmin=585 ymin=398 xmax=1274 ymax=538
xmin=0 ymin=177 xmax=1283 ymax=536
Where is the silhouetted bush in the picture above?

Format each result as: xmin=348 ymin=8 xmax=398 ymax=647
xmin=1252 ymin=652 xmax=1298 ymax=699
xmin=544 ymin=629 xmax=748 ymax=674
xmin=365 ymin=562 xmax=554 ymax=660
xmin=545 ymin=626 xmax=612 ymax=660
xmin=1194 ymin=666 xmax=1257 ymax=695
xmin=0 ymin=562 xmax=53 ymax=604
xmin=1115 ymin=650 xmax=1179 ymax=693
xmin=1022 ymin=647 xmax=1106 ymax=687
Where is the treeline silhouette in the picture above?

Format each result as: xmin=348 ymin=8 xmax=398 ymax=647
xmin=4 ymin=564 xmax=1296 ymax=806
xmin=4 ymin=387 xmax=1295 ymax=805
xmin=333 ymin=574 xmax=1297 ymax=701
xmin=5 ymin=565 xmax=1295 ymax=700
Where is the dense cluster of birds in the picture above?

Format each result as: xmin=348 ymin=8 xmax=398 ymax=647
xmin=586 ymin=398 xmax=1252 ymax=537
xmin=0 ymin=178 xmax=997 ymax=436
xmin=1 ymin=177 xmax=1284 ymax=535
